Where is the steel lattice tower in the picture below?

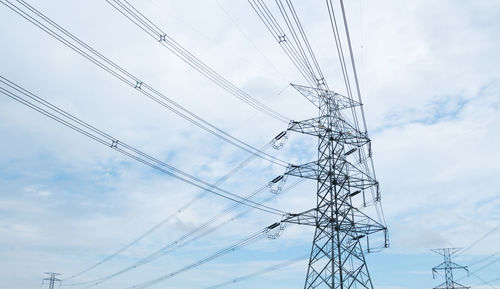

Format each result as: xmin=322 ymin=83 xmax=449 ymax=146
xmin=42 ymin=272 xmax=61 ymax=289
xmin=281 ymin=83 xmax=388 ymax=289
xmin=432 ymin=248 xmax=469 ymax=289
xmin=247 ymin=1 xmax=389 ymax=287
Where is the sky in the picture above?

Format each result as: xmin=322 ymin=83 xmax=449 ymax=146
xmin=0 ymin=0 xmax=499 ymax=289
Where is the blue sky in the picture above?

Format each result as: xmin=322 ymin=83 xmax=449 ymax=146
xmin=1 ymin=0 xmax=499 ymax=289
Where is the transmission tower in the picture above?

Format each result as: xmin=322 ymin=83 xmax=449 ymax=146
xmin=281 ymin=83 xmax=387 ymax=289
xmin=42 ymin=272 xmax=61 ymax=289
xmin=432 ymin=248 xmax=470 ymax=289
xmin=247 ymin=1 xmax=388 ymax=287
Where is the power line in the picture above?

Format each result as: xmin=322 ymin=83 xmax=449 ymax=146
xmin=276 ymin=0 xmax=327 ymax=88
xmin=470 ymin=272 xmax=499 ymax=289
xmin=338 ymin=0 xmax=369 ymax=132
xmin=326 ymin=0 xmax=354 ymax=103
xmin=64 ymin=140 xmax=274 ymax=281
xmin=446 ymin=230 xmax=500 ymax=286
xmin=105 ymin=0 xmax=290 ymax=124
xmin=125 ymin=222 xmax=286 ymax=289
xmin=471 ymin=257 xmax=500 ymax=276
xmin=214 ymin=0 xmax=288 ymax=82
xmin=274 ymin=1 xmax=318 ymax=85
xmin=204 ymin=254 xmax=308 ymax=289
xmin=456 ymin=224 xmax=500 ymax=256
xmin=64 ymin=180 xmax=303 ymax=288
xmin=485 ymin=278 xmax=500 ymax=284
xmin=456 ymin=255 xmax=500 ymax=283
xmin=468 ymin=251 xmax=500 ymax=267
xmin=247 ymin=0 xmax=317 ymax=87
xmin=324 ymin=0 xmax=385 ymax=224
xmin=0 ymin=0 xmax=290 ymax=167
xmin=0 ymin=76 xmax=287 ymax=216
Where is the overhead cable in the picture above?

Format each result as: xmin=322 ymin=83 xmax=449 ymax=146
xmin=65 ymin=179 xmax=302 ymax=288
xmin=64 ymin=141 xmax=271 ymax=281
xmin=325 ymin=0 xmax=386 ymax=227
xmin=248 ymin=0 xmax=317 ymax=87
xmin=0 ymin=76 xmax=287 ymax=217
xmin=338 ymin=0 xmax=368 ymax=132
xmin=456 ymin=256 xmax=500 ymax=283
xmin=470 ymin=273 xmax=499 ymax=289
xmin=125 ymin=223 xmax=284 ymax=289
xmin=276 ymin=0 xmax=327 ymax=89
xmin=467 ymin=251 xmax=500 ymax=267
xmin=470 ymin=257 xmax=500 ymax=276
xmin=106 ymin=0 xmax=290 ymax=123
xmin=0 ymin=0 xmax=289 ymax=167
xmin=215 ymin=0 xmax=288 ymax=82
xmin=204 ymin=254 xmax=308 ymax=289
xmin=456 ymin=224 xmax=500 ymax=257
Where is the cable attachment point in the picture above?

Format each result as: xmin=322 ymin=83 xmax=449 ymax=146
xmin=375 ymin=183 xmax=381 ymax=202
xmin=278 ymin=34 xmax=286 ymax=44
xmin=110 ymin=140 xmax=119 ymax=148
xmin=268 ymin=174 xmax=288 ymax=194
xmin=316 ymin=78 xmax=326 ymax=88
xmin=266 ymin=222 xmax=286 ymax=239
xmin=270 ymin=131 xmax=288 ymax=150
xmin=344 ymin=147 xmax=357 ymax=157
xmin=134 ymin=80 xmax=143 ymax=90
xmin=159 ymin=34 xmax=166 ymax=42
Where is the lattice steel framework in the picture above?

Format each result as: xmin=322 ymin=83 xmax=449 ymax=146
xmin=432 ymin=248 xmax=469 ymax=289
xmin=43 ymin=272 xmax=62 ymax=289
xmin=281 ymin=84 xmax=388 ymax=289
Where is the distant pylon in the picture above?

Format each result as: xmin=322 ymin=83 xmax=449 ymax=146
xmin=431 ymin=248 xmax=469 ymax=289
xmin=42 ymin=272 xmax=61 ymax=289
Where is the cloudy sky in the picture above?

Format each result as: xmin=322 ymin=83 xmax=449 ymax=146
xmin=1 ymin=0 xmax=499 ymax=289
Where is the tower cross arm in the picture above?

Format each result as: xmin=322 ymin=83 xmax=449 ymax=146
xmin=433 ymin=281 xmax=470 ymax=289
xmin=281 ymin=208 xmax=318 ymax=226
xmin=431 ymin=248 xmax=461 ymax=255
xmin=290 ymin=83 xmax=361 ymax=110
xmin=432 ymin=261 xmax=447 ymax=272
xmin=288 ymin=116 xmax=370 ymax=146
xmin=432 ymin=262 xmax=469 ymax=272
xmin=350 ymin=206 xmax=388 ymax=236
xmin=288 ymin=117 xmax=328 ymax=137
xmin=285 ymin=159 xmax=379 ymax=191
xmin=280 ymin=205 xmax=387 ymax=237
xmin=285 ymin=161 xmax=319 ymax=180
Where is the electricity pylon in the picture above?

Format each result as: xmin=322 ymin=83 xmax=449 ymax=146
xmin=432 ymin=248 xmax=470 ymax=289
xmin=42 ymin=272 xmax=61 ymax=289
xmin=281 ymin=83 xmax=388 ymax=289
